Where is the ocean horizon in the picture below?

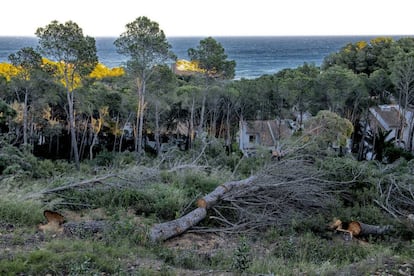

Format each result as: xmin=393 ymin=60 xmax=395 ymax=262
xmin=0 ymin=35 xmax=408 ymax=79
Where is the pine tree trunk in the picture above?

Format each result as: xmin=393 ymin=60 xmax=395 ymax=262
xmin=155 ymin=102 xmax=161 ymax=156
xmin=67 ymin=89 xmax=80 ymax=170
xmin=23 ymin=88 xmax=28 ymax=146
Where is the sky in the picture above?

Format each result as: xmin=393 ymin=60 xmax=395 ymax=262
xmin=1 ymin=0 xmax=413 ymax=37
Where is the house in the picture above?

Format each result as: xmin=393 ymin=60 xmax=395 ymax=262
xmin=369 ymin=105 xmax=401 ymax=140
xmin=239 ymin=119 xmax=294 ymax=157
xmin=368 ymin=104 xmax=414 ymax=150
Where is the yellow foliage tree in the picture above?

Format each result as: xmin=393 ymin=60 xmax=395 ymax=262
xmin=175 ymin=59 xmax=205 ymax=73
xmin=89 ymin=63 xmax=124 ymax=79
xmin=0 ymin=63 xmax=20 ymax=81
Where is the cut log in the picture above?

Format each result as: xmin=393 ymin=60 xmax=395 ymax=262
xmin=150 ymin=207 xmax=207 ymax=242
xmin=150 ymin=175 xmax=257 ymax=242
xmin=329 ymin=218 xmax=393 ymax=238
xmin=357 ymin=222 xmax=393 ymax=236
xmin=63 ymin=221 xmax=109 ymax=238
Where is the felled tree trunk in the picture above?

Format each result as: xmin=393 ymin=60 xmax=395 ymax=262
xmin=149 ymin=176 xmax=257 ymax=242
xmin=63 ymin=221 xmax=109 ymax=238
xmin=356 ymin=221 xmax=393 ymax=236
xmin=197 ymin=176 xmax=257 ymax=209
xmin=149 ymin=207 xmax=207 ymax=242
xmin=330 ymin=219 xmax=393 ymax=238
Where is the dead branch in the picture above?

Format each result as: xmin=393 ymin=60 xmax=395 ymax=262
xmin=37 ymin=174 xmax=117 ymax=196
xmin=149 ymin=155 xmax=361 ymax=242
xmin=375 ymin=175 xmax=414 ymax=220
xmin=206 ymin=156 xmax=357 ymax=233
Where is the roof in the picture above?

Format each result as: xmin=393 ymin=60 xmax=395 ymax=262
xmin=369 ymin=105 xmax=402 ymax=130
xmin=242 ymin=120 xmax=292 ymax=146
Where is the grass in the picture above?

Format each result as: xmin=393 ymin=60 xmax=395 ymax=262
xmin=1 ymin=150 xmax=414 ymax=275
xmin=0 ymin=198 xmax=44 ymax=226
xmin=0 ymin=239 xmax=129 ymax=275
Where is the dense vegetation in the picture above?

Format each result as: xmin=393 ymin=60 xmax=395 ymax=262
xmin=1 ymin=17 xmax=414 ymax=275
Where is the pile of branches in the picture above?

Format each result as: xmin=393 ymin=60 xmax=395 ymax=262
xmin=203 ymin=155 xmax=359 ymax=233
xmin=375 ymin=174 xmax=414 ymax=222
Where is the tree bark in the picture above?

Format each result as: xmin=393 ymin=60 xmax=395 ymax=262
xmin=150 ymin=207 xmax=207 ymax=242
xmin=155 ymin=101 xmax=161 ymax=156
xmin=149 ymin=175 xmax=257 ymax=242
xmin=358 ymin=222 xmax=392 ymax=236
xmin=197 ymin=176 xmax=257 ymax=209
xmin=67 ymin=87 xmax=80 ymax=170
xmin=63 ymin=221 xmax=109 ymax=237
xmin=23 ymin=88 xmax=28 ymax=146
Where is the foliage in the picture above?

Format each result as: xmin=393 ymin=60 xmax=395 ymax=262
xmin=36 ymin=21 xmax=98 ymax=79
xmin=89 ymin=63 xmax=124 ymax=79
xmin=0 ymin=99 xmax=16 ymax=124
xmin=0 ymin=198 xmax=43 ymax=226
xmin=188 ymin=37 xmax=236 ymax=79
xmin=0 ymin=240 xmax=126 ymax=275
xmin=231 ymin=236 xmax=252 ymax=273
xmin=175 ymin=59 xmax=205 ymax=73
xmin=114 ymin=16 xmax=175 ymax=74
xmin=173 ymin=171 xmax=221 ymax=198
xmin=305 ymin=110 xmax=354 ymax=147
xmin=0 ymin=62 xmax=19 ymax=80
xmin=0 ymin=138 xmax=72 ymax=178
xmin=114 ymin=16 xmax=175 ymax=157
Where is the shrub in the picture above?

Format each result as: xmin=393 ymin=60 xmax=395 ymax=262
xmin=0 ymin=198 xmax=44 ymax=226
xmin=232 ymin=236 xmax=252 ymax=273
xmin=177 ymin=172 xmax=221 ymax=197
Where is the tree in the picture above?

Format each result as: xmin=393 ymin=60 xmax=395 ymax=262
xmin=315 ymin=66 xmax=366 ymax=120
xmin=188 ymin=37 xmax=236 ymax=133
xmin=147 ymin=65 xmax=177 ymax=155
xmin=367 ymin=69 xmax=393 ymax=104
xmin=0 ymin=99 xmax=16 ymax=126
xmin=279 ymin=64 xmax=318 ymax=128
xmin=305 ymin=110 xmax=354 ymax=150
xmin=8 ymin=47 xmax=43 ymax=146
xmin=114 ymin=16 xmax=175 ymax=158
xmin=36 ymin=20 xmax=98 ymax=169
xmin=391 ymin=53 xmax=414 ymax=151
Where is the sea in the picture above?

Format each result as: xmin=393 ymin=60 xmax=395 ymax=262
xmin=0 ymin=36 xmax=406 ymax=79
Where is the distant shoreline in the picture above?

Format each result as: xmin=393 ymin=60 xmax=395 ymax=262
xmin=1 ymin=35 xmax=412 ymax=79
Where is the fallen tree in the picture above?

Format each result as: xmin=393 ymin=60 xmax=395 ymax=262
xmin=149 ymin=176 xmax=257 ymax=242
xmin=149 ymin=155 xmax=362 ymax=242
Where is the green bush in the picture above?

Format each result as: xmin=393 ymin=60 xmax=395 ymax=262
xmin=0 ymin=198 xmax=44 ymax=226
xmin=177 ymin=172 xmax=220 ymax=197
xmin=232 ymin=236 xmax=252 ymax=273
